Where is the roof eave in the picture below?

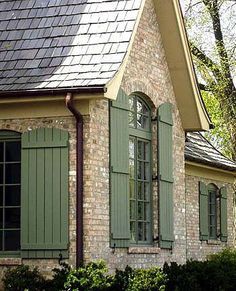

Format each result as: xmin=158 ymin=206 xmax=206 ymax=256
xmin=185 ymin=155 xmax=236 ymax=173
xmin=0 ymin=86 xmax=106 ymax=98
xmin=154 ymin=0 xmax=211 ymax=131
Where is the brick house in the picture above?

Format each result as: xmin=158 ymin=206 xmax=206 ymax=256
xmin=0 ymin=0 xmax=235 ymax=280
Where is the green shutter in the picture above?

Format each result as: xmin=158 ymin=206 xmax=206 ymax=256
xmin=21 ymin=128 xmax=69 ymax=258
xmin=157 ymin=103 xmax=174 ymax=249
xmin=110 ymin=88 xmax=130 ymax=248
xmin=199 ymin=181 xmax=209 ymax=241
xmin=220 ymin=187 xmax=227 ymax=242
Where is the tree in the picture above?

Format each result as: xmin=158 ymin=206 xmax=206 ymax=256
xmin=183 ymin=0 xmax=236 ymax=160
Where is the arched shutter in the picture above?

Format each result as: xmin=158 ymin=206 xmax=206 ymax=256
xmin=110 ymin=89 xmax=130 ymax=248
xmin=21 ymin=128 xmax=69 ymax=258
xmin=157 ymin=102 xmax=174 ymax=249
xmin=220 ymin=186 xmax=227 ymax=242
xmin=199 ymin=181 xmax=209 ymax=241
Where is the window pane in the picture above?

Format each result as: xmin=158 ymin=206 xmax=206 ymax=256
xmin=0 ymin=209 xmax=2 ymax=229
xmin=138 ymin=161 xmax=143 ymax=179
xmin=0 ymin=186 xmax=2 ymax=206
xmin=138 ymin=222 xmax=143 ymax=241
xmin=144 ymin=162 xmax=149 ymax=180
xmin=129 ymin=159 xmax=134 ymax=178
xmin=5 ymin=164 xmax=20 ymax=184
xmin=4 ymin=230 xmax=20 ymax=251
xmin=0 ymin=143 xmax=3 ymax=162
xmin=129 ymin=112 xmax=135 ymax=128
xmin=0 ymin=165 xmax=3 ymax=184
xmin=5 ymin=186 xmax=20 ymax=207
xmin=129 ymin=138 xmax=135 ymax=159
xmin=5 ymin=142 xmax=21 ymax=162
xmin=138 ymin=202 xmax=143 ymax=220
xmin=5 ymin=208 xmax=20 ymax=228
xmin=138 ymin=182 xmax=143 ymax=200
xmin=138 ymin=141 xmax=143 ymax=160
xmin=137 ymin=114 xmax=142 ymax=128
xmin=144 ymin=142 xmax=149 ymax=161
xmin=129 ymin=96 xmax=134 ymax=111
xmin=130 ymin=222 xmax=135 ymax=242
xmin=137 ymin=100 xmax=142 ymax=113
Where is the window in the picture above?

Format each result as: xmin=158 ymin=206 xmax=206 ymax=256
xmin=110 ymin=89 xmax=174 ymax=249
xmin=0 ymin=131 xmax=21 ymax=253
xmin=128 ymin=95 xmax=152 ymax=244
xmin=199 ymin=181 xmax=227 ymax=242
xmin=0 ymin=128 xmax=69 ymax=258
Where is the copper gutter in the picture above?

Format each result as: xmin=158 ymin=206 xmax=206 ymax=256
xmin=65 ymin=92 xmax=84 ymax=267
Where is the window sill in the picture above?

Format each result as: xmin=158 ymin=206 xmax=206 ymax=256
xmin=0 ymin=258 xmax=22 ymax=266
xmin=128 ymin=246 xmax=160 ymax=254
xmin=207 ymin=240 xmax=222 ymax=245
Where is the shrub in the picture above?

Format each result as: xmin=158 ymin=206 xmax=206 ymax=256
xmin=64 ymin=260 xmax=113 ymax=291
xmin=163 ymin=248 xmax=236 ymax=291
xmin=50 ymin=262 xmax=71 ymax=290
xmin=3 ymin=265 xmax=47 ymax=291
xmin=127 ymin=267 xmax=166 ymax=291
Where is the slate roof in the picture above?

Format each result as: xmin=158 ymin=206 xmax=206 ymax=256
xmin=0 ymin=0 xmax=142 ymax=92
xmin=185 ymin=132 xmax=236 ymax=172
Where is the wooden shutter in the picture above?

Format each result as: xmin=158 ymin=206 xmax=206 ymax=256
xmin=199 ymin=181 xmax=209 ymax=241
xmin=220 ymin=187 xmax=227 ymax=242
xmin=157 ymin=102 xmax=174 ymax=249
xmin=110 ymin=88 xmax=130 ymax=248
xmin=21 ymin=128 xmax=69 ymax=258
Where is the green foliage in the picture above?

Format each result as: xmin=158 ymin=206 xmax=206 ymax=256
xmin=111 ymin=265 xmax=166 ymax=291
xmin=127 ymin=267 xmax=166 ymax=291
xmin=50 ymin=262 xmax=71 ymax=291
xmin=164 ymin=248 xmax=236 ymax=291
xmin=64 ymin=260 xmax=113 ymax=291
xmin=111 ymin=265 xmax=134 ymax=291
xmin=201 ymin=90 xmax=232 ymax=158
xmin=3 ymin=265 xmax=47 ymax=291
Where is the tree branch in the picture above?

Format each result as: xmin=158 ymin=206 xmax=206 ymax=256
xmin=190 ymin=42 xmax=222 ymax=80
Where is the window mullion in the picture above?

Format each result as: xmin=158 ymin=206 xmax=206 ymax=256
xmin=2 ymin=142 xmax=5 ymax=251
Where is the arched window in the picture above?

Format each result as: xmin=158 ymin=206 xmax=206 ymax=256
xmin=128 ymin=95 xmax=152 ymax=244
xmin=0 ymin=130 xmax=21 ymax=252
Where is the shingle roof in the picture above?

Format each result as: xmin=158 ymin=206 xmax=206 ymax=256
xmin=0 ymin=0 xmax=142 ymax=92
xmin=185 ymin=132 xmax=236 ymax=172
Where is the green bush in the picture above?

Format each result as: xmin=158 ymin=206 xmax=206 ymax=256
xmin=127 ymin=267 xmax=166 ymax=291
xmin=3 ymin=265 xmax=47 ymax=291
xmin=163 ymin=248 xmax=236 ymax=291
xmin=64 ymin=260 xmax=113 ymax=291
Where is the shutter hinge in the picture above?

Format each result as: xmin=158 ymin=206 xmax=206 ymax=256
xmin=151 ymin=117 xmax=157 ymax=122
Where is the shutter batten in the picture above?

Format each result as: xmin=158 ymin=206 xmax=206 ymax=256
xmin=220 ymin=186 xmax=227 ymax=242
xmin=110 ymin=89 xmax=130 ymax=248
xmin=157 ymin=102 xmax=174 ymax=249
xmin=21 ymin=128 xmax=69 ymax=258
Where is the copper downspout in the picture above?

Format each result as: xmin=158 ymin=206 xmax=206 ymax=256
xmin=65 ymin=93 xmax=84 ymax=267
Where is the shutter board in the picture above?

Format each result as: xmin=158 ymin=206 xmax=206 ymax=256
xmin=158 ymin=103 xmax=174 ymax=249
xmin=21 ymin=128 xmax=69 ymax=258
xmin=110 ymin=88 xmax=130 ymax=248
xmin=220 ymin=187 xmax=227 ymax=242
xmin=199 ymin=181 xmax=209 ymax=241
